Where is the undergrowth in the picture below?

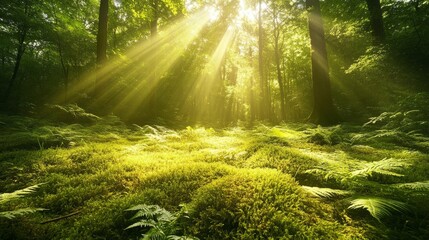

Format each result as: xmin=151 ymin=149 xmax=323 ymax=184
xmin=0 ymin=109 xmax=428 ymax=239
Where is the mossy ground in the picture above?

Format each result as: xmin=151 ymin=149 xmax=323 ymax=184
xmin=0 ymin=114 xmax=428 ymax=239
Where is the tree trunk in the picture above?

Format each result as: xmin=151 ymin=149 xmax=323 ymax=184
xmin=248 ymin=46 xmax=256 ymax=124
xmin=274 ymin=38 xmax=286 ymax=121
xmin=272 ymin=5 xmax=286 ymax=121
xmin=258 ymin=0 xmax=268 ymax=120
xmin=365 ymin=0 xmax=385 ymax=44
xmin=306 ymin=0 xmax=338 ymax=125
xmin=56 ymin=34 xmax=69 ymax=103
xmin=97 ymin=0 xmax=108 ymax=65
xmin=150 ymin=0 xmax=159 ymax=37
xmin=2 ymin=3 xmax=29 ymax=106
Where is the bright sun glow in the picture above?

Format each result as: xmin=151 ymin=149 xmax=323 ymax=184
xmin=206 ymin=5 xmax=220 ymax=22
xmin=238 ymin=0 xmax=257 ymax=23
xmin=59 ymin=0 xmax=261 ymax=122
xmin=63 ymin=9 xmax=212 ymax=119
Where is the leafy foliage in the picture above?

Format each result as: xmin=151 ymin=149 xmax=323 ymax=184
xmin=0 ymin=114 xmax=428 ymax=239
xmin=351 ymin=158 xmax=410 ymax=179
xmin=392 ymin=181 xmax=429 ymax=192
xmin=348 ymin=197 xmax=409 ymax=222
xmin=302 ymin=186 xmax=352 ymax=199
xmin=305 ymin=125 xmax=343 ymax=145
xmin=0 ymin=184 xmax=44 ymax=219
xmin=43 ymin=104 xmax=101 ymax=124
xmin=126 ymin=204 xmax=197 ymax=240
xmin=0 ymin=185 xmax=41 ymax=204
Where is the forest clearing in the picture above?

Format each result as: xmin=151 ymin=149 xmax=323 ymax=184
xmin=1 ymin=110 xmax=429 ymax=239
xmin=1 ymin=0 xmax=429 ymax=239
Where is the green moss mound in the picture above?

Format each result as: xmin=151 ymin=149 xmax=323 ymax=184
xmin=185 ymin=169 xmax=356 ymax=239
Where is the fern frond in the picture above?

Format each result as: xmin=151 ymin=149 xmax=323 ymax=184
xmin=302 ymin=186 xmax=352 ymax=199
xmin=126 ymin=204 xmax=196 ymax=239
xmin=168 ymin=236 xmax=199 ymax=240
xmin=392 ymin=181 xmax=429 ymax=191
xmin=125 ymin=219 xmax=157 ymax=230
xmin=348 ymin=197 xmax=408 ymax=222
xmin=127 ymin=204 xmax=173 ymax=221
xmin=0 ymin=208 xmax=45 ymax=219
xmin=351 ymin=158 xmax=409 ymax=178
xmin=0 ymin=184 xmax=42 ymax=204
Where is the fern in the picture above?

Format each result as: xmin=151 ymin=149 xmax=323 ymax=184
xmin=348 ymin=197 xmax=408 ymax=222
xmin=392 ymin=181 xmax=429 ymax=191
xmin=0 ymin=184 xmax=41 ymax=204
xmin=126 ymin=204 xmax=198 ymax=240
xmin=302 ymin=186 xmax=352 ymax=199
xmin=0 ymin=184 xmax=45 ymax=219
xmin=351 ymin=158 xmax=409 ymax=178
xmin=0 ymin=208 xmax=45 ymax=220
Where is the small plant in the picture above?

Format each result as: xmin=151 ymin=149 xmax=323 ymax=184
xmin=348 ymin=197 xmax=409 ymax=222
xmin=351 ymin=158 xmax=410 ymax=179
xmin=0 ymin=184 xmax=45 ymax=219
xmin=302 ymin=186 xmax=352 ymax=199
xmin=305 ymin=125 xmax=342 ymax=145
xmin=302 ymin=186 xmax=409 ymax=222
xmin=125 ymin=204 xmax=198 ymax=240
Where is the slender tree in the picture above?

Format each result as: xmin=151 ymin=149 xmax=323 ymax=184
xmin=365 ymin=0 xmax=385 ymax=44
xmin=97 ymin=0 xmax=108 ymax=65
xmin=150 ymin=0 xmax=159 ymax=36
xmin=258 ymin=0 xmax=268 ymax=120
xmin=2 ymin=0 xmax=30 ymax=106
xmin=306 ymin=0 xmax=338 ymax=125
xmin=271 ymin=1 xmax=286 ymax=121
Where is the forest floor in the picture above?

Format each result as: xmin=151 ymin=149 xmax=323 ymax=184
xmin=1 ymin=112 xmax=429 ymax=239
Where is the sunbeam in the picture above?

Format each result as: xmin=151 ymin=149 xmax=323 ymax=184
xmin=60 ymin=9 xmax=212 ymax=115
xmin=191 ymin=25 xmax=237 ymax=121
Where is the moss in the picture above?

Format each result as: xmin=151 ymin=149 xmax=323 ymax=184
xmin=1 ymin=116 xmax=428 ymax=239
xmin=184 ymin=169 xmax=360 ymax=239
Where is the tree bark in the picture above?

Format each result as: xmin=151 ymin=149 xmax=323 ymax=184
xmin=365 ymin=0 xmax=385 ymax=44
xmin=97 ymin=0 xmax=108 ymax=65
xmin=56 ymin=34 xmax=69 ymax=103
xmin=307 ymin=0 xmax=338 ymax=125
xmin=258 ymin=0 xmax=268 ymax=120
xmin=150 ymin=0 xmax=159 ymax=37
xmin=2 ymin=2 xmax=29 ymax=105
xmin=272 ymin=5 xmax=286 ymax=121
xmin=248 ymin=46 xmax=256 ymax=124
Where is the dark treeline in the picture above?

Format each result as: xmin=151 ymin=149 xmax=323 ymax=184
xmin=1 ymin=0 xmax=428 ymax=126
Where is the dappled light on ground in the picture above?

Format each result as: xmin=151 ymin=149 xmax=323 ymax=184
xmin=1 ymin=113 xmax=429 ymax=239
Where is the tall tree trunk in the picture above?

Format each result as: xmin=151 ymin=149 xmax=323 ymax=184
xmin=272 ymin=5 xmax=286 ymax=121
xmin=365 ymin=0 xmax=385 ymax=44
xmin=56 ymin=34 xmax=69 ymax=103
xmin=258 ymin=0 xmax=267 ymax=120
xmin=2 ymin=2 xmax=29 ymax=106
xmin=97 ymin=0 xmax=108 ymax=65
xmin=307 ymin=0 xmax=338 ymax=125
xmin=248 ymin=46 xmax=256 ymax=124
xmin=150 ymin=0 xmax=159 ymax=37
xmin=274 ymin=37 xmax=286 ymax=121
xmin=94 ymin=0 xmax=109 ymax=104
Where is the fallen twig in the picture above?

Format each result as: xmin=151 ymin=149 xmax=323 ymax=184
xmin=40 ymin=211 xmax=80 ymax=224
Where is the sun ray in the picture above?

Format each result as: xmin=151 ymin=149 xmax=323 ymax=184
xmin=58 ymin=9 xmax=213 ymax=118
xmin=109 ymin=9 xmax=213 ymax=119
xmin=189 ymin=25 xmax=238 ymax=121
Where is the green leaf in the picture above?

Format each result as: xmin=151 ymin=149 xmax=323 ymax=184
xmin=0 ymin=208 xmax=46 ymax=219
xmin=392 ymin=181 xmax=429 ymax=191
xmin=302 ymin=186 xmax=352 ymax=199
xmin=351 ymin=158 xmax=409 ymax=178
xmin=0 ymin=184 xmax=42 ymax=204
xmin=348 ymin=197 xmax=408 ymax=222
